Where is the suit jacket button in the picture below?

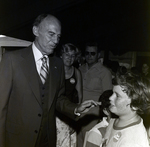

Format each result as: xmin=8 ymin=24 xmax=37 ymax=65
xmin=34 ymin=130 xmax=38 ymax=133
xmin=38 ymin=114 xmax=41 ymax=117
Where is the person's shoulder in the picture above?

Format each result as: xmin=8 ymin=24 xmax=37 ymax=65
xmin=97 ymin=62 xmax=110 ymax=72
xmin=3 ymin=46 xmax=31 ymax=57
xmin=74 ymin=67 xmax=80 ymax=73
xmin=120 ymin=127 xmax=149 ymax=147
xmin=74 ymin=67 xmax=81 ymax=76
xmin=79 ymin=63 xmax=86 ymax=70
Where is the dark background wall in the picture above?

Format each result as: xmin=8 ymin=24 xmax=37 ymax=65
xmin=0 ymin=0 xmax=149 ymax=55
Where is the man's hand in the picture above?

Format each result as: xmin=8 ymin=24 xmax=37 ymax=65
xmin=75 ymin=100 xmax=101 ymax=115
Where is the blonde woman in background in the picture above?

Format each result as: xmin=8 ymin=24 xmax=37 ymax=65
xmin=56 ymin=43 xmax=83 ymax=147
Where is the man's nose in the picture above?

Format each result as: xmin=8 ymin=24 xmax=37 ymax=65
xmin=88 ymin=53 xmax=92 ymax=57
xmin=52 ymin=35 xmax=59 ymax=44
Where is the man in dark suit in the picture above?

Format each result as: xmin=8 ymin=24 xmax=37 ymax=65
xmin=0 ymin=14 xmax=98 ymax=147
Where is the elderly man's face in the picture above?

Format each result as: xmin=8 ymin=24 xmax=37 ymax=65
xmin=33 ymin=16 xmax=61 ymax=55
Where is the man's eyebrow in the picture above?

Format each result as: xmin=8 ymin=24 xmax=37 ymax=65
xmin=48 ymin=31 xmax=61 ymax=36
xmin=48 ymin=31 xmax=54 ymax=34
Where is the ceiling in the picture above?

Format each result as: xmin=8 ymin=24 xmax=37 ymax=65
xmin=0 ymin=0 xmax=149 ymax=55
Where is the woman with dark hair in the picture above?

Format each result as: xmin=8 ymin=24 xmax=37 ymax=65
xmin=56 ymin=43 xmax=83 ymax=147
xmin=102 ymin=71 xmax=150 ymax=147
xmin=83 ymin=90 xmax=113 ymax=147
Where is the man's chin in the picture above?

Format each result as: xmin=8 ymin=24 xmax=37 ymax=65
xmin=47 ymin=49 xmax=54 ymax=55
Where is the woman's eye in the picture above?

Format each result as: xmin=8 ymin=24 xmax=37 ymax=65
xmin=49 ymin=33 xmax=54 ymax=37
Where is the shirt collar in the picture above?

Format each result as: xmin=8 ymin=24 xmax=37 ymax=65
xmin=32 ymin=42 xmax=43 ymax=62
xmin=86 ymin=61 xmax=101 ymax=69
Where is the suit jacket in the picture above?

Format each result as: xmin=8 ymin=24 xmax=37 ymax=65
xmin=0 ymin=45 xmax=77 ymax=147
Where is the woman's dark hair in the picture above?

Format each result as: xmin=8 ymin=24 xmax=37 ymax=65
xmin=99 ymin=90 xmax=113 ymax=120
xmin=99 ymin=90 xmax=113 ymax=110
xmin=113 ymin=70 xmax=150 ymax=115
xmin=117 ymin=66 xmax=127 ymax=75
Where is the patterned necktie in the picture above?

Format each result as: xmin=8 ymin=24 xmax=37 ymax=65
xmin=40 ymin=55 xmax=49 ymax=84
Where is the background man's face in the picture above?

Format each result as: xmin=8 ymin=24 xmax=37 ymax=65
xmin=85 ymin=46 xmax=99 ymax=67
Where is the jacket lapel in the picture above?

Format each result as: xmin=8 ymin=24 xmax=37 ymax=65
xmin=20 ymin=46 xmax=42 ymax=107
xmin=47 ymin=57 xmax=58 ymax=109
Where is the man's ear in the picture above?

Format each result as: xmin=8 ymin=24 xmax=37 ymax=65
xmin=32 ymin=26 xmax=39 ymax=37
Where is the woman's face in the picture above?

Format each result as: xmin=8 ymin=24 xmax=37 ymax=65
xmin=109 ymin=85 xmax=132 ymax=117
xmin=62 ymin=50 xmax=76 ymax=67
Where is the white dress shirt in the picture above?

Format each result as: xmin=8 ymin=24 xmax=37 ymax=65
xmin=32 ymin=43 xmax=49 ymax=76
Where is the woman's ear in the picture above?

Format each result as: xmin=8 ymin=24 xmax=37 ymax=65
xmin=32 ymin=26 xmax=39 ymax=37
